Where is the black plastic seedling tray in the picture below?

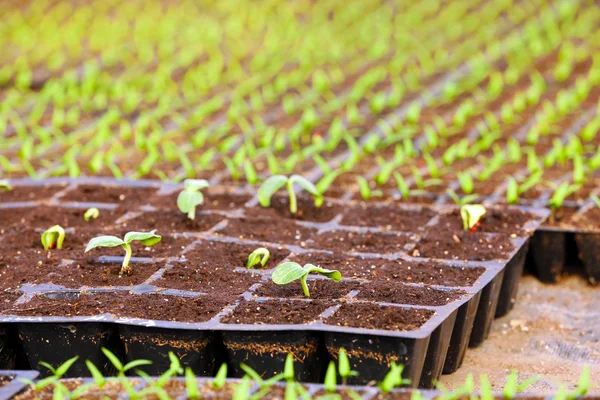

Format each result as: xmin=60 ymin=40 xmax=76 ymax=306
xmin=0 ymin=178 xmax=549 ymax=388
xmin=0 ymin=370 xmax=38 ymax=400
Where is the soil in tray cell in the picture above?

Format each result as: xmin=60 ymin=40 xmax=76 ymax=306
xmin=149 ymin=191 xmax=252 ymax=211
xmin=313 ymin=388 xmax=370 ymax=400
xmin=123 ymin=210 xmax=224 ymax=233
xmin=310 ymin=230 xmax=414 ymax=254
xmin=413 ymin=225 xmax=514 ymax=262
xmin=0 ymin=183 xmax=67 ymax=203
xmin=0 ymin=292 xmax=20 ymax=313
xmin=248 ymin=194 xmax=343 ymax=222
xmin=216 ymin=217 xmax=317 ymax=245
xmin=546 ymin=206 xmax=579 ymax=228
xmin=182 ymin=240 xmax=291 ymax=270
xmin=0 ymin=254 xmax=160 ymax=289
xmin=155 ymin=264 xmax=263 ymax=295
xmin=15 ymin=379 xmax=141 ymax=400
xmin=287 ymin=252 xmax=486 ymax=285
xmin=339 ymin=204 xmax=436 ymax=232
xmin=356 ymin=283 xmax=465 ymax=306
xmin=0 ymin=207 xmax=124 ymax=230
xmin=323 ymin=302 xmax=433 ymax=331
xmin=60 ymin=185 xmax=159 ymax=205
xmin=5 ymin=292 xmax=231 ymax=323
xmin=221 ymin=299 xmax=332 ymax=325
xmin=0 ymin=375 xmax=12 ymax=387
xmin=142 ymin=380 xmax=238 ymax=400
xmin=253 ymin=279 xmax=360 ymax=300
xmin=435 ymin=209 xmax=536 ymax=234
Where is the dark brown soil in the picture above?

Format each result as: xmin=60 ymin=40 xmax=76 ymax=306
xmin=14 ymin=379 xmax=82 ymax=400
xmin=311 ymin=230 xmax=412 ymax=254
xmin=547 ymin=206 xmax=579 ymax=227
xmin=150 ymin=191 xmax=252 ymax=211
xmin=0 ymin=207 xmax=123 ymax=230
xmin=435 ymin=209 xmax=535 ymax=234
xmin=414 ymin=225 xmax=514 ymax=262
xmin=324 ymin=302 xmax=433 ymax=331
xmin=5 ymin=292 xmax=230 ymax=322
xmin=60 ymin=185 xmax=159 ymax=205
xmin=124 ymin=210 xmax=224 ymax=233
xmin=0 ymin=375 xmax=12 ymax=387
xmin=356 ymin=283 xmax=464 ymax=306
xmin=156 ymin=264 xmax=262 ymax=295
xmin=249 ymin=194 xmax=343 ymax=222
xmin=143 ymin=380 xmax=237 ymax=400
xmin=81 ymin=232 xmax=194 ymax=258
xmin=0 ymin=292 xmax=19 ymax=313
xmin=216 ymin=217 xmax=317 ymax=245
xmin=0 ymin=255 xmax=160 ymax=289
xmin=340 ymin=204 xmax=436 ymax=232
xmin=221 ymin=299 xmax=332 ymax=325
xmin=288 ymin=253 xmax=485 ymax=285
xmin=313 ymin=388 xmax=369 ymax=399
xmin=182 ymin=240 xmax=290 ymax=269
xmin=14 ymin=379 xmax=139 ymax=400
xmin=0 ymin=184 xmax=67 ymax=203
xmin=254 ymin=279 xmax=360 ymax=300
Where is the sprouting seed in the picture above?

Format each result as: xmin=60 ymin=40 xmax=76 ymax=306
xmin=84 ymin=208 xmax=100 ymax=222
xmin=246 ymin=248 xmax=270 ymax=269
xmin=41 ymin=225 xmax=66 ymax=250
xmin=85 ymin=230 xmax=162 ymax=275
xmin=460 ymin=205 xmax=486 ymax=232
xmin=0 ymin=179 xmax=11 ymax=191
xmin=177 ymin=179 xmax=209 ymax=220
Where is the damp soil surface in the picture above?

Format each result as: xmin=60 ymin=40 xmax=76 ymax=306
xmin=340 ymin=204 xmax=436 ymax=232
xmin=221 ymin=299 xmax=332 ymax=325
xmin=323 ymin=302 xmax=434 ymax=331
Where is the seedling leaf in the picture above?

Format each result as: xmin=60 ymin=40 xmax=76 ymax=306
xmin=124 ymin=230 xmax=162 ymax=246
xmin=258 ymin=175 xmax=288 ymax=207
xmin=85 ymin=236 xmax=125 ymax=252
xmin=247 ymin=248 xmax=270 ymax=268
xmin=84 ymin=208 xmax=100 ymax=221
xmin=272 ymin=262 xmax=308 ymax=285
xmin=460 ymin=205 xmax=486 ymax=231
xmin=41 ymin=225 xmax=66 ymax=250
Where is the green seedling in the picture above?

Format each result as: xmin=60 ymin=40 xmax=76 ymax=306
xmin=102 ymin=347 xmax=152 ymax=377
xmin=548 ymin=182 xmax=580 ymax=210
xmin=324 ymin=361 xmax=337 ymax=394
xmin=41 ymin=225 xmax=65 ymax=250
xmin=213 ymin=363 xmax=228 ymax=389
xmin=85 ymin=230 xmax=162 ymax=275
xmin=86 ymin=360 xmax=106 ymax=391
xmin=506 ymin=178 xmax=519 ymax=205
xmin=457 ymin=172 xmax=474 ymax=194
xmin=232 ymin=377 xmax=252 ymax=400
xmin=272 ymin=262 xmax=341 ymax=297
xmin=20 ymin=356 xmax=79 ymax=393
xmin=570 ymin=365 xmax=590 ymax=398
xmin=177 ymin=179 xmax=209 ymax=220
xmin=480 ymin=374 xmax=494 ymax=400
xmin=357 ymin=176 xmax=382 ymax=200
xmin=338 ymin=347 xmax=359 ymax=385
xmin=503 ymin=371 xmax=540 ymax=399
xmin=591 ymin=194 xmax=600 ymax=208
xmin=258 ymin=174 xmax=322 ymax=213
xmin=378 ymin=361 xmax=411 ymax=393
xmin=84 ymin=207 xmax=100 ymax=221
xmin=460 ymin=204 xmax=486 ymax=232
xmin=0 ymin=179 xmax=10 ymax=191
xmin=447 ymin=190 xmax=479 ymax=206
xmin=247 ymin=248 xmax=270 ymax=269
xmin=239 ymin=363 xmax=283 ymax=389
xmin=185 ymin=368 xmax=199 ymax=399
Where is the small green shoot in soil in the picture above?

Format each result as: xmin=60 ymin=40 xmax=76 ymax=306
xmin=85 ymin=230 xmax=162 ymax=275
xmin=591 ymin=194 xmax=600 ymax=208
xmin=213 ymin=363 xmax=228 ymax=389
xmin=460 ymin=204 xmax=486 ymax=232
xmin=378 ymin=361 xmax=411 ymax=393
xmin=258 ymin=174 xmax=322 ymax=214
xmin=272 ymin=262 xmax=341 ymax=297
xmin=0 ymin=179 xmax=10 ymax=191
xmin=177 ymin=179 xmax=209 ymax=220
xmin=41 ymin=225 xmax=65 ymax=250
xmin=246 ymin=247 xmax=270 ymax=268
xmin=84 ymin=207 xmax=100 ymax=221
xmin=338 ymin=347 xmax=359 ymax=385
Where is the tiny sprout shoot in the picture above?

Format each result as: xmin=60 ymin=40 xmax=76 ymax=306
xmin=506 ymin=178 xmax=519 ymax=205
xmin=338 ymin=347 xmax=359 ymax=385
xmin=324 ymin=361 xmax=337 ymax=393
xmin=272 ymin=262 xmax=341 ymax=297
xmin=284 ymin=353 xmax=295 ymax=382
xmin=378 ymin=361 xmax=410 ymax=393
xmin=213 ymin=363 xmax=228 ymax=389
xmin=185 ymin=368 xmax=199 ymax=399
xmin=177 ymin=179 xmax=209 ymax=220
xmin=85 ymin=230 xmax=162 ymax=275
xmin=84 ymin=207 xmax=100 ymax=221
xmin=503 ymin=370 xmax=540 ymax=399
xmin=570 ymin=365 xmax=590 ymax=398
xmin=447 ymin=189 xmax=479 ymax=206
xmin=460 ymin=205 xmax=486 ymax=232
xmin=0 ymin=179 xmax=10 ymax=191
xmin=247 ymin=247 xmax=270 ymax=269
xmin=41 ymin=225 xmax=65 ymax=250
xmin=590 ymin=194 xmax=600 ymax=208
xmin=101 ymin=347 xmax=152 ymax=377
xmin=258 ymin=174 xmax=322 ymax=214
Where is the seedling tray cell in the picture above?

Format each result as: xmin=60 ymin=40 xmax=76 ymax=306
xmin=0 ymin=370 xmax=39 ymax=400
xmin=0 ymin=179 xmax=549 ymax=387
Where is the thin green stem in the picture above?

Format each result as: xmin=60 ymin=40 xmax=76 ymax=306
xmin=300 ymin=274 xmax=310 ymax=297
xmin=187 ymin=206 xmax=195 ymax=220
xmin=287 ymin=181 xmax=297 ymax=214
xmin=121 ymin=243 xmax=132 ymax=275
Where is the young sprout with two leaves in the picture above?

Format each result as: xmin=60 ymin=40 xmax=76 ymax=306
xmin=0 ymin=179 xmax=10 ymax=191
xmin=447 ymin=189 xmax=479 ymax=206
xmin=258 ymin=174 xmax=323 ymax=214
xmin=177 ymin=179 xmax=209 ymax=220
xmin=84 ymin=207 xmax=100 ymax=221
xmin=378 ymin=361 xmax=411 ymax=393
xmin=460 ymin=204 xmax=486 ymax=232
xmin=41 ymin=225 xmax=65 ymax=250
xmin=85 ymin=230 xmax=162 ymax=275
xmin=338 ymin=347 xmax=359 ymax=385
xmin=272 ymin=262 xmax=341 ymax=297
xmin=19 ymin=356 xmax=80 ymax=394
xmin=247 ymin=247 xmax=270 ymax=269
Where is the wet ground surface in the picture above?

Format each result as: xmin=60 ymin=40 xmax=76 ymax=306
xmin=439 ymin=273 xmax=600 ymax=395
